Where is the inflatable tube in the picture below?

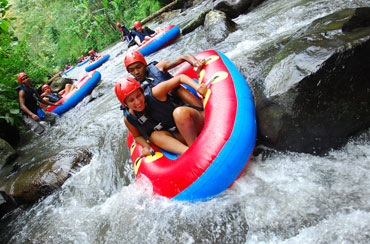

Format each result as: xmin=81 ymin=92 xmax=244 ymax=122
xmin=85 ymin=54 xmax=110 ymax=72
xmin=63 ymin=66 xmax=75 ymax=74
xmin=46 ymin=71 xmax=101 ymax=115
xmin=127 ymin=50 xmax=257 ymax=201
xmin=136 ymin=25 xmax=180 ymax=56
xmin=77 ymin=58 xmax=89 ymax=67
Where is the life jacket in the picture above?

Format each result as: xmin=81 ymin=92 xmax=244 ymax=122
xmin=144 ymin=61 xmax=173 ymax=87
xmin=131 ymin=28 xmax=152 ymax=42
xmin=47 ymin=92 xmax=62 ymax=103
xmin=140 ymin=62 xmax=186 ymax=108
xmin=15 ymin=85 xmax=39 ymax=115
xmin=122 ymin=86 xmax=179 ymax=140
xmin=120 ymin=26 xmax=130 ymax=36
xmin=89 ymin=53 xmax=97 ymax=62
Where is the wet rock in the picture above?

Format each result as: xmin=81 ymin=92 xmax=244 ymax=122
xmin=181 ymin=9 xmax=210 ymax=35
xmin=204 ymin=10 xmax=236 ymax=45
xmin=342 ymin=7 xmax=370 ymax=32
xmin=214 ymin=0 xmax=267 ymax=19
xmin=0 ymin=138 xmax=16 ymax=170
xmin=0 ymin=148 xmax=92 ymax=207
xmin=158 ymin=9 xmax=182 ymax=24
xmin=253 ymin=8 xmax=370 ymax=155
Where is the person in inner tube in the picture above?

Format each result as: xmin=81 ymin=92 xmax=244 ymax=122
xmin=131 ymin=21 xmax=162 ymax=46
xmin=124 ymin=51 xmax=206 ymax=109
xmin=88 ymin=50 xmax=101 ymax=63
xmin=40 ymin=83 xmax=77 ymax=103
xmin=115 ymin=76 xmax=207 ymax=156
xmin=16 ymin=73 xmax=61 ymax=135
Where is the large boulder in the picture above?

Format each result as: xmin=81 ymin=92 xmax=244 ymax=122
xmin=252 ymin=8 xmax=370 ymax=155
xmin=204 ymin=10 xmax=236 ymax=45
xmin=181 ymin=9 xmax=210 ymax=35
xmin=0 ymin=148 xmax=92 ymax=217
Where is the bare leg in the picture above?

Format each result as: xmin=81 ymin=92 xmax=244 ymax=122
xmin=64 ymin=84 xmax=72 ymax=94
xmin=173 ymin=107 xmax=204 ymax=146
xmin=64 ymin=84 xmax=76 ymax=95
xmin=150 ymin=130 xmax=188 ymax=155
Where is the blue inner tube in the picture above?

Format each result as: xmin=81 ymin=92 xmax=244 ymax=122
xmin=77 ymin=59 xmax=89 ymax=67
xmin=138 ymin=26 xmax=180 ymax=56
xmin=63 ymin=66 xmax=75 ymax=74
xmin=85 ymin=55 xmax=110 ymax=72
xmin=52 ymin=71 xmax=101 ymax=115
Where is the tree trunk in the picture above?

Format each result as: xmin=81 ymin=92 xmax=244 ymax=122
xmin=140 ymin=0 xmax=179 ymax=25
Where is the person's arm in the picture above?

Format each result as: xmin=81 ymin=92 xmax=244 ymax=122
xmin=35 ymin=91 xmax=60 ymax=106
xmin=18 ymin=90 xmax=40 ymax=121
xmin=152 ymin=74 xmax=207 ymax=102
xmin=124 ymin=117 xmax=153 ymax=156
xmin=156 ymin=54 xmax=205 ymax=72
xmin=40 ymin=91 xmax=48 ymax=98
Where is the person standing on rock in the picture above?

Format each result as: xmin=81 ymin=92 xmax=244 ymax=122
xmin=16 ymin=73 xmax=60 ymax=135
xmin=116 ymin=22 xmax=132 ymax=42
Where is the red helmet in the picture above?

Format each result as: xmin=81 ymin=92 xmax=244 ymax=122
xmin=124 ymin=51 xmax=147 ymax=71
xmin=41 ymin=84 xmax=50 ymax=92
xmin=133 ymin=21 xmax=142 ymax=28
xmin=17 ymin=72 xmax=27 ymax=84
xmin=116 ymin=23 xmax=121 ymax=28
xmin=115 ymin=77 xmax=143 ymax=106
xmin=88 ymin=50 xmax=95 ymax=55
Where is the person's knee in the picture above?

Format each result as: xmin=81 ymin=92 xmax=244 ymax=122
xmin=174 ymin=108 xmax=196 ymax=129
xmin=150 ymin=131 xmax=162 ymax=142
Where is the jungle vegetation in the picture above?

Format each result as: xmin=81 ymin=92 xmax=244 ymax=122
xmin=0 ymin=0 xmax=172 ymax=127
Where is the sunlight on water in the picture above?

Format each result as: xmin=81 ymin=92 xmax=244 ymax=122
xmin=3 ymin=0 xmax=370 ymax=243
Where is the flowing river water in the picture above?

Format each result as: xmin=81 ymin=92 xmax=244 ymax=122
xmin=2 ymin=0 xmax=370 ymax=243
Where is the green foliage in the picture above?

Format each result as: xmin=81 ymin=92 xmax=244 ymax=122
xmin=1 ymin=0 xmax=168 ymax=128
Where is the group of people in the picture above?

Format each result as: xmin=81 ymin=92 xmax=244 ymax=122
xmin=17 ymin=46 xmax=107 ymax=135
xmin=117 ymin=21 xmax=161 ymax=47
xmin=16 ymin=20 xmax=206 ymax=156
xmin=16 ymin=72 xmax=79 ymax=135
xmin=115 ymin=51 xmax=206 ymax=156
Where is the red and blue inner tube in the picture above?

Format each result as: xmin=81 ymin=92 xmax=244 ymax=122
xmin=127 ymin=50 xmax=256 ymax=201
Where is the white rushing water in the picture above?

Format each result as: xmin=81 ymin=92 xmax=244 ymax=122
xmin=4 ymin=0 xmax=370 ymax=243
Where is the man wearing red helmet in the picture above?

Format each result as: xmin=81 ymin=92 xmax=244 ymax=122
xmin=116 ymin=22 xmax=132 ymax=42
xmin=124 ymin=51 xmax=205 ymax=107
xmin=130 ymin=21 xmax=156 ymax=46
xmin=115 ymin=75 xmax=207 ymax=155
xmin=16 ymin=73 xmax=61 ymax=135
